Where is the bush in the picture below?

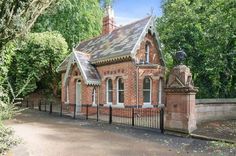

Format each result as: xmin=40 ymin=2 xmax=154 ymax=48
xmin=0 ymin=103 xmax=19 ymax=121
xmin=0 ymin=124 xmax=19 ymax=155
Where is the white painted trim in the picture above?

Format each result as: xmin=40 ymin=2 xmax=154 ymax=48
xmin=113 ymin=104 xmax=125 ymax=108
xmin=129 ymin=16 xmax=166 ymax=67
xmin=130 ymin=16 xmax=153 ymax=58
xmin=145 ymin=44 xmax=150 ymax=63
xmin=142 ymin=104 xmax=153 ymax=108
xmin=106 ymin=79 xmax=113 ymax=105
xmin=116 ymin=78 xmax=124 ymax=105
xmin=73 ymin=50 xmax=89 ymax=84
xmin=75 ymin=80 xmax=81 ymax=113
xmin=104 ymin=103 xmax=124 ymax=108
xmin=158 ymin=79 xmax=162 ymax=105
xmin=92 ymin=88 xmax=96 ymax=106
xmin=143 ymin=77 xmax=152 ymax=105
xmin=63 ymin=54 xmax=74 ymax=86
xmin=104 ymin=104 xmax=111 ymax=107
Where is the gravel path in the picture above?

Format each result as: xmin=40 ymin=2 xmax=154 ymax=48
xmin=4 ymin=110 xmax=236 ymax=156
xmin=192 ymin=120 xmax=236 ymax=142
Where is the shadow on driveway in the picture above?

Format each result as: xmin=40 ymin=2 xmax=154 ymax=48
xmin=4 ymin=109 xmax=236 ymax=156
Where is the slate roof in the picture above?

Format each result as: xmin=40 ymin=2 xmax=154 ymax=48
xmin=74 ymin=52 xmax=100 ymax=85
xmin=75 ymin=16 xmax=153 ymax=63
xmin=57 ymin=16 xmax=160 ymax=85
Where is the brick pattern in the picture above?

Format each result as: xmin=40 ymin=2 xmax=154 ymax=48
xmin=136 ymin=32 xmax=161 ymax=65
xmin=102 ymin=16 xmax=115 ymax=35
xmin=61 ymin=34 xmax=165 ymax=108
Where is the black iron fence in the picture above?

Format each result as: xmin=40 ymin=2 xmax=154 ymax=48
xmin=20 ymin=100 xmax=165 ymax=133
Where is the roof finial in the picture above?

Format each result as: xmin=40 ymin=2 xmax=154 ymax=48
xmin=150 ymin=7 xmax=154 ymax=15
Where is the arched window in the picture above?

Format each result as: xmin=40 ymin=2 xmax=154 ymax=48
xmin=145 ymin=43 xmax=150 ymax=63
xmin=106 ymin=79 xmax=113 ymax=104
xmin=143 ymin=77 xmax=151 ymax=104
xmin=117 ymin=78 xmax=124 ymax=104
xmin=92 ymin=88 xmax=96 ymax=105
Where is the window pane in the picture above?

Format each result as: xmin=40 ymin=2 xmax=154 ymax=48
xmin=118 ymin=91 xmax=124 ymax=103
xmin=118 ymin=78 xmax=124 ymax=90
xmin=145 ymin=44 xmax=149 ymax=62
xmin=143 ymin=78 xmax=151 ymax=89
xmin=108 ymin=91 xmax=113 ymax=102
xmin=108 ymin=79 xmax=112 ymax=90
xmin=143 ymin=91 xmax=150 ymax=103
xmin=92 ymin=89 xmax=95 ymax=103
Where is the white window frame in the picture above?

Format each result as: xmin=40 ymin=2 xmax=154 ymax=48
xmin=92 ymin=88 xmax=96 ymax=106
xmin=106 ymin=79 xmax=113 ymax=105
xmin=145 ymin=44 xmax=150 ymax=63
xmin=158 ymin=79 xmax=162 ymax=105
xmin=116 ymin=78 xmax=124 ymax=106
xmin=66 ymin=85 xmax=69 ymax=104
xmin=143 ymin=77 xmax=153 ymax=108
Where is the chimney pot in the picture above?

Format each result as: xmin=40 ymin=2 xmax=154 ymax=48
xmin=102 ymin=5 xmax=115 ymax=35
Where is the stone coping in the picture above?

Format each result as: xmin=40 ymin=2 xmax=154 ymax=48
xmin=196 ymin=98 xmax=236 ymax=104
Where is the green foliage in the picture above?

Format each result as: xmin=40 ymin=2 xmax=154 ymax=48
xmin=0 ymin=0 xmax=55 ymax=51
xmin=157 ymin=0 xmax=236 ymax=98
xmin=33 ymin=0 xmax=103 ymax=47
xmin=0 ymin=102 xmax=18 ymax=121
xmin=0 ymin=124 xmax=19 ymax=154
xmin=0 ymin=1 xmax=54 ymax=153
xmin=8 ymin=31 xmax=68 ymax=96
xmin=0 ymin=42 xmax=16 ymax=85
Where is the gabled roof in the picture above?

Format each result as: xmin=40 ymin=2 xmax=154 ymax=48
xmin=57 ymin=15 xmax=164 ymax=86
xmin=59 ymin=51 xmax=100 ymax=86
xmin=75 ymin=16 xmax=158 ymax=64
xmin=74 ymin=52 xmax=100 ymax=85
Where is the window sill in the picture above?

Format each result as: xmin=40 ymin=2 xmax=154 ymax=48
xmin=104 ymin=103 xmax=125 ymax=108
xmin=104 ymin=103 xmax=112 ymax=107
xmin=92 ymin=103 xmax=97 ymax=107
xmin=142 ymin=103 xmax=153 ymax=108
xmin=113 ymin=103 xmax=124 ymax=108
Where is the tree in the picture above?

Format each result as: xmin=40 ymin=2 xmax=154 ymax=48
xmin=33 ymin=0 xmax=103 ymax=48
xmin=0 ymin=0 xmax=55 ymax=51
xmin=0 ymin=0 xmax=55 ymax=92
xmin=157 ymin=0 xmax=236 ymax=98
xmin=8 ymin=31 xmax=68 ymax=96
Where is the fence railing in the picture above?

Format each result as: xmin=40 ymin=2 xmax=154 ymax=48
xmin=20 ymin=100 xmax=165 ymax=133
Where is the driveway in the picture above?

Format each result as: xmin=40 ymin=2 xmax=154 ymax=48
xmin=5 ymin=110 xmax=236 ymax=156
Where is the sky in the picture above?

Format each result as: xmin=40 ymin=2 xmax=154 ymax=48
xmin=112 ymin=0 xmax=163 ymax=26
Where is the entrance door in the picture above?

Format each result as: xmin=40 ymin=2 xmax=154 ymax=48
xmin=76 ymin=80 xmax=81 ymax=114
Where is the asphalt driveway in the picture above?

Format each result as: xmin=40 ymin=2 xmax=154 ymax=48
xmin=4 ymin=110 xmax=236 ymax=156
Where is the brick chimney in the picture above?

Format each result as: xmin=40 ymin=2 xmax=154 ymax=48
xmin=102 ymin=5 xmax=115 ymax=35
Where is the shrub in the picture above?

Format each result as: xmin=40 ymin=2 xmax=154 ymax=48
xmin=0 ymin=124 xmax=20 ymax=155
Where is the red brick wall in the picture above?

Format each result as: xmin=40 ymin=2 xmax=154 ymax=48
xmin=96 ymin=61 xmax=137 ymax=106
xmin=137 ymin=67 xmax=164 ymax=106
xmin=102 ymin=16 xmax=115 ymax=35
xmin=61 ymin=32 xmax=165 ymax=107
xmin=61 ymin=64 xmax=98 ymax=105
xmin=136 ymin=32 xmax=161 ymax=65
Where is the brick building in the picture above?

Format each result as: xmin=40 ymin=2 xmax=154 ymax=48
xmin=57 ymin=6 xmax=165 ymax=112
